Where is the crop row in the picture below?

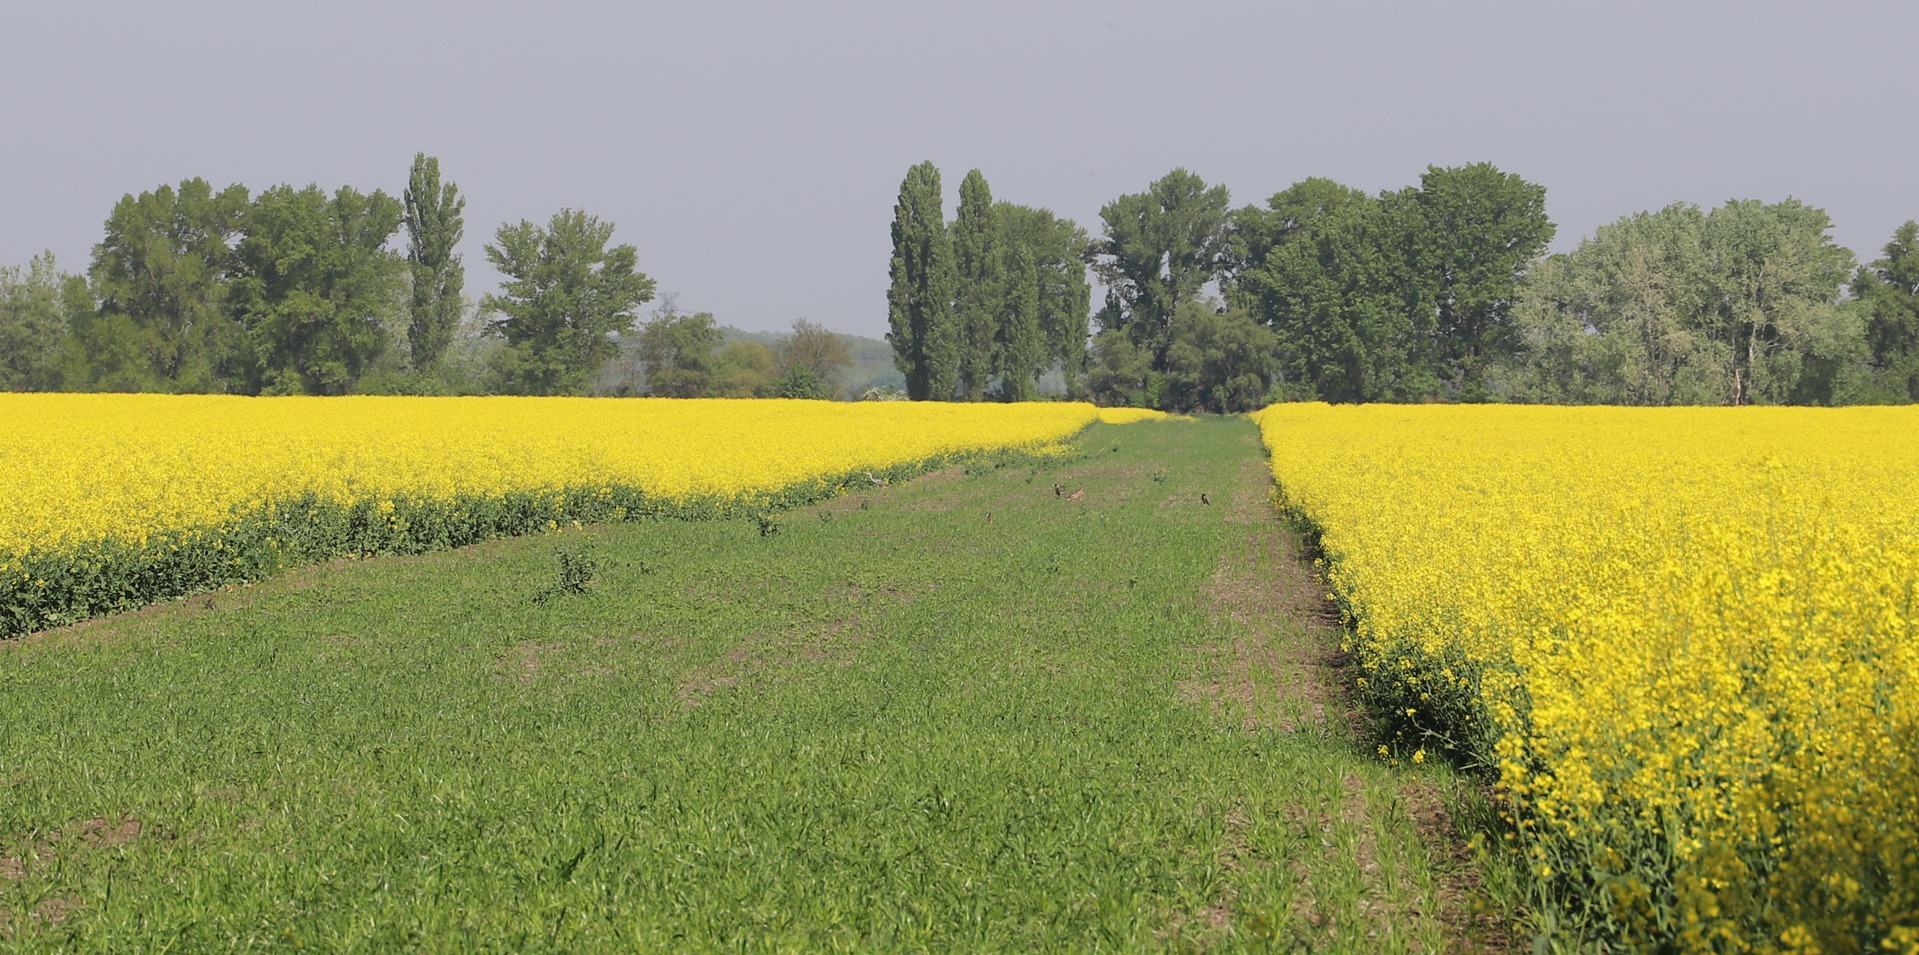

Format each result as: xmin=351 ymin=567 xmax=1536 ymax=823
xmin=1 ymin=395 xmax=1142 ymax=636
xmin=1254 ymin=404 xmax=1919 ymax=951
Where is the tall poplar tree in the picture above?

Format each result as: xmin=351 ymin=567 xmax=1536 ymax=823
xmin=995 ymin=242 xmax=1043 ymax=401
xmin=998 ymin=203 xmax=1092 ymax=396
xmin=1415 ymin=162 xmax=1555 ymax=396
xmin=885 ymin=161 xmax=958 ymax=400
xmin=952 ymin=169 xmax=1001 ymax=401
xmin=403 ymin=153 xmax=466 ymax=370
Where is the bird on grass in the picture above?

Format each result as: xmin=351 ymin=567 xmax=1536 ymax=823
xmin=1201 ymin=492 xmax=1210 ymax=506
xmin=1053 ymin=483 xmax=1064 ymax=497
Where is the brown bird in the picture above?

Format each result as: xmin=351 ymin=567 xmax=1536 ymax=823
xmin=1053 ymin=483 xmax=1063 ymax=497
xmin=1067 ymin=487 xmax=1085 ymax=502
xmin=985 ymin=513 xmax=994 ymax=525
xmin=1201 ymin=492 xmax=1210 ymax=506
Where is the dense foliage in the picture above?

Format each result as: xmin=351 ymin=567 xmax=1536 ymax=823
xmin=1507 ymin=200 xmax=1866 ymax=405
xmin=482 ymin=208 xmax=656 ymax=396
xmin=402 ymin=152 xmax=467 ymax=374
xmin=886 ymin=164 xmax=1092 ymax=402
xmin=1255 ymin=404 xmax=1919 ymax=949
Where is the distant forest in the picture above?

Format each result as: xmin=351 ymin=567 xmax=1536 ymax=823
xmin=3 ymin=155 xmax=1915 ymax=408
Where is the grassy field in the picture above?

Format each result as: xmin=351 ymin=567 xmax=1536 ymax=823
xmin=1 ymin=418 xmax=1496 ymax=952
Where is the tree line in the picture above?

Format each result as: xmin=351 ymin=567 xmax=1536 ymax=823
xmin=0 ymin=155 xmax=643 ymax=396
xmin=886 ymin=161 xmax=1919 ymax=410
xmin=0 ymin=156 xmax=865 ymax=399
xmin=7 ymin=157 xmax=1915 ymax=406
xmin=598 ymin=306 xmax=859 ymax=400
xmin=1 ymin=154 xmax=871 ymax=400
xmin=885 ymin=164 xmax=1093 ymax=401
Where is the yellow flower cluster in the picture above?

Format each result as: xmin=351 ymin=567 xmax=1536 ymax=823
xmin=1253 ymin=403 xmax=1919 ymax=950
xmin=0 ymin=394 xmax=1110 ymax=558
xmin=1093 ymin=407 xmax=1178 ymax=425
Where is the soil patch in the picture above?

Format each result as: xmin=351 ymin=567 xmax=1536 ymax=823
xmin=1181 ymin=459 xmax=1354 ymax=733
xmin=675 ymin=614 xmax=867 ymax=709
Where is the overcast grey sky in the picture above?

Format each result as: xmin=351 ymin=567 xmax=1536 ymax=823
xmin=5 ymin=0 xmax=1915 ymax=337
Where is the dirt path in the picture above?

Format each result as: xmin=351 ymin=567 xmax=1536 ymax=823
xmin=1179 ymin=429 xmax=1511 ymax=952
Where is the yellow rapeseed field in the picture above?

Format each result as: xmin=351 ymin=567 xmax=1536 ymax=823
xmin=2 ymin=394 xmax=1152 ymax=635
xmin=1254 ymin=403 xmax=1919 ymax=952
xmin=1 ymin=395 xmax=1114 ymax=556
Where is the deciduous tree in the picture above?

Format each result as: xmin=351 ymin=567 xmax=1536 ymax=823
xmin=1505 ymin=204 xmax=1721 ymax=405
xmin=1085 ymin=328 xmax=1154 ymax=408
xmin=1700 ymin=198 xmax=1857 ymax=405
xmin=997 ymin=203 xmax=1092 ymax=397
xmin=777 ymin=318 xmax=853 ymax=395
xmin=952 ymin=170 xmax=1001 ymax=401
xmin=230 ymin=184 xmax=405 ymax=395
xmin=1507 ymin=199 xmax=1863 ymax=405
xmin=994 ymin=243 xmax=1043 ymax=401
xmin=89 ymin=178 xmax=250 ymax=391
xmin=1237 ymin=186 xmax=1436 ymax=402
xmin=1415 ymin=162 xmax=1555 ymax=397
xmin=1224 ymin=176 xmax=1369 ymax=304
xmin=632 ymin=307 xmax=721 ymax=397
xmin=710 ymin=339 xmax=778 ymax=398
xmin=483 ymin=208 xmax=655 ymax=395
xmin=0 ymin=252 xmax=80 ymax=391
xmin=1853 ymin=220 xmax=1919 ymax=401
xmin=1088 ymin=169 xmax=1231 ymax=368
xmin=1162 ymin=301 xmax=1277 ymax=414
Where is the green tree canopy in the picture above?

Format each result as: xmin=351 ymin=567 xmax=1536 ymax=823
xmin=1508 ymin=199 xmax=1862 ymax=405
xmin=1853 ymin=220 xmax=1919 ymax=401
xmin=1225 ymin=176 xmax=1371 ymax=296
xmin=1700 ymin=198 xmax=1858 ymax=405
xmin=403 ymin=153 xmax=466 ymax=371
xmin=710 ymin=339 xmax=779 ymax=398
xmin=1088 ymin=169 xmax=1232 ymax=367
xmin=230 ymin=183 xmax=406 ymax=395
xmin=952 ymin=169 xmax=1002 ymax=401
xmin=778 ymin=318 xmax=853 ymax=397
xmin=994 ymin=242 xmax=1044 ymax=401
xmin=1162 ymin=301 xmax=1277 ymax=414
xmin=0 ymin=252 xmax=82 ymax=392
xmin=1505 ymin=204 xmax=1722 ymax=405
xmin=886 ymin=161 xmax=958 ymax=400
xmin=1416 ymin=162 xmax=1556 ymax=397
xmin=997 ymin=202 xmax=1092 ymax=397
xmin=1233 ymin=185 xmax=1437 ymax=402
xmin=88 ymin=178 xmax=250 ymax=391
xmin=483 ymin=208 xmax=655 ymax=395
xmin=1085 ymin=329 xmax=1155 ymax=408
xmin=632 ymin=307 xmax=722 ymax=397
